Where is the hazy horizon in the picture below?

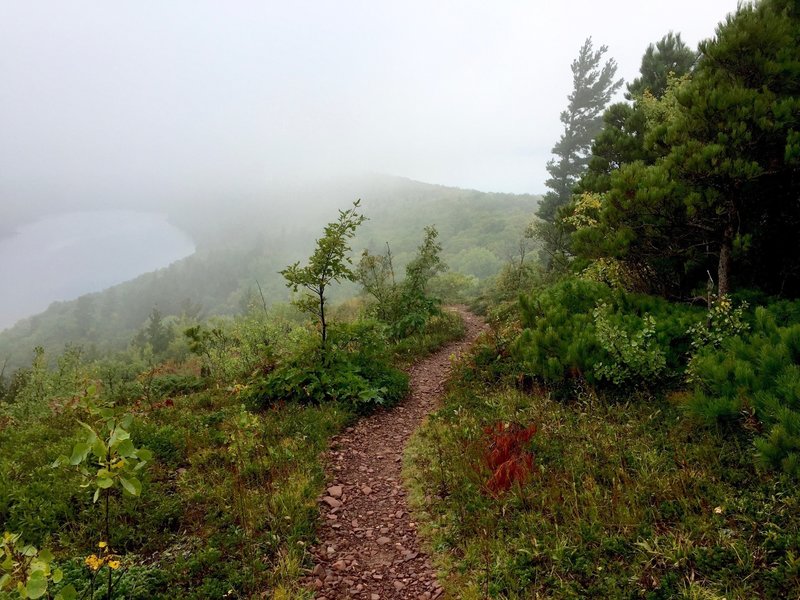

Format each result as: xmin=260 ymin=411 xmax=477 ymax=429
xmin=2 ymin=1 xmax=740 ymax=223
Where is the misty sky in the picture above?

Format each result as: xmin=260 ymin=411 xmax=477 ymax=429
xmin=1 ymin=0 xmax=741 ymax=215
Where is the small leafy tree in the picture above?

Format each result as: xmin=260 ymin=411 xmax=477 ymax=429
xmin=356 ymin=243 xmax=398 ymax=323
xmin=281 ymin=201 xmax=366 ymax=348
xmin=184 ymin=324 xmax=232 ymax=380
xmin=53 ymin=384 xmax=152 ymax=600
xmin=395 ymin=226 xmax=447 ymax=336
xmin=402 ymin=226 xmax=446 ymax=303
xmin=357 ymin=226 xmax=447 ymax=338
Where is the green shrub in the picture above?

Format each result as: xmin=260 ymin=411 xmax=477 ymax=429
xmin=1 ymin=346 xmax=88 ymax=423
xmin=687 ymin=295 xmax=749 ymax=350
xmin=391 ymin=310 xmax=465 ymax=364
xmin=358 ymin=226 xmax=447 ymax=339
xmin=514 ymin=279 xmax=698 ymax=391
xmin=453 ymin=320 xmax=521 ymax=387
xmin=245 ymin=320 xmax=408 ymax=413
xmin=593 ymin=302 xmax=666 ymax=386
xmin=130 ymin=423 xmax=188 ymax=468
xmin=515 ymin=278 xmax=610 ymax=385
xmin=686 ymin=308 xmax=800 ymax=477
xmin=184 ymin=311 xmax=282 ymax=384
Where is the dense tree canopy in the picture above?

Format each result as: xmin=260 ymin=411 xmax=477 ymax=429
xmin=570 ymin=0 xmax=800 ymax=297
xmin=577 ymin=32 xmax=699 ymax=198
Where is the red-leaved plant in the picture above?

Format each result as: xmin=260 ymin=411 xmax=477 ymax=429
xmin=483 ymin=422 xmax=536 ymax=495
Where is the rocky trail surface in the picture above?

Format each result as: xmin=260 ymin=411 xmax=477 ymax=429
xmin=303 ymin=308 xmax=486 ymax=599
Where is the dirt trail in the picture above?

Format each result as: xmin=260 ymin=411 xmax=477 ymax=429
xmin=304 ymin=307 xmax=486 ymax=600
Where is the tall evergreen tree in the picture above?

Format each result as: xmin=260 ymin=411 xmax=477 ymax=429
xmin=144 ymin=307 xmax=174 ymax=355
xmin=536 ymin=38 xmax=623 ymax=223
xmin=668 ymin=0 xmax=800 ymax=295
xmin=626 ymin=32 xmax=697 ymax=100
xmin=579 ymin=33 xmax=697 ymax=197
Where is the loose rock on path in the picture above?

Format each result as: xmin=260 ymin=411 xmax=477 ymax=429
xmin=304 ymin=307 xmax=486 ymax=599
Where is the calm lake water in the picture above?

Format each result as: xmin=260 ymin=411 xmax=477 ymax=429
xmin=0 ymin=210 xmax=195 ymax=331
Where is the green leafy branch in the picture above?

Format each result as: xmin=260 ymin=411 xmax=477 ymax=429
xmin=0 ymin=532 xmax=75 ymax=600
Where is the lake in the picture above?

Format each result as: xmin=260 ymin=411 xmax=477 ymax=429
xmin=0 ymin=210 xmax=195 ymax=331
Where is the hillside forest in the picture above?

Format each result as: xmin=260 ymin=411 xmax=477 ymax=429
xmin=2 ymin=1 xmax=800 ymax=599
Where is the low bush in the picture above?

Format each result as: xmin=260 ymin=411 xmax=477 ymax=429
xmin=391 ymin=310 xmax=465 ymax=365
xmin=514 ymin=278 xmax=699 ymax=392
xmin=244 ymin=320 xmax=409 ymax=413
xmin=150 ymin=373 xmax=204 ymax=398
xmin=481 ymin=422 xmax=537 ymax=496
xmin=686 ymin=307 xmax=800 ymax=477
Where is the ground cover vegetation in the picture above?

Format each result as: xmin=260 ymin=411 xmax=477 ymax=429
xmin=0 ymin=201 xmax=463 ymax=598
xmin=407 ymin=2 xmax=800 ymax=598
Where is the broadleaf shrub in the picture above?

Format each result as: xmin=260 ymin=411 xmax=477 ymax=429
xmin=244 ymin=320 xmax=408 ymax=413
xmin=685 ymin=295 xmax=750 ymax=384
xmin=593 ymin=302 xmax=666 ymax=385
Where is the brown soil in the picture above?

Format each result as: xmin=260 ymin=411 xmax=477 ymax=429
xmin=303 ymin=307 xmax=486 ymax=599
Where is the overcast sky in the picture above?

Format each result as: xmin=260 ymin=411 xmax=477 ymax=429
xmin=1 ymin=0 xmax=741 ymax=214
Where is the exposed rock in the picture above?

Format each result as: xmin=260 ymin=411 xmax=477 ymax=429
xmin=322 ymin=496 xmax=342 ymax=509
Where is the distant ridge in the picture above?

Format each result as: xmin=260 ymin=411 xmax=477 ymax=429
xmin=0 ymin=175 xmax=539 ymax=372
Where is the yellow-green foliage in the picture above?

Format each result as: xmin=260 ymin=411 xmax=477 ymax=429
xmin=0 ymin=532 xmax=74 ymax=600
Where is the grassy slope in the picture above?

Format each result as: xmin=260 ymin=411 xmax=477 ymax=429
xmin=405 ymin=345 xmax=800 ymax=599
xmin=0 ymin=311 xmax=466 ymax=599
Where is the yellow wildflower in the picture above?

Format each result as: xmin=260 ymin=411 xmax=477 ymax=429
xmin=85 ymin=554 xmax=103 ymax=571
xmin=108 ymin=560 xmax=121 ymax=570
xmin=98 ymin=541 xmax=107 ymax=549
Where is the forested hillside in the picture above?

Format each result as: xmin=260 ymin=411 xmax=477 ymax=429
xmin=0 ymin=176 xmax=537 ymax=371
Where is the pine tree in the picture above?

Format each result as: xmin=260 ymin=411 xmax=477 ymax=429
xmin=571 ymin=0 xmax=800 ymax=297
xmin=579 ymin=33 xmax=696 ymax=197
xmin=145 ymin=307 xmax=174 ymax=355
xmin=626 ymin=32 xmax=697 ymax=99
xmin=536 ymin=38 xmax=623 ymax=223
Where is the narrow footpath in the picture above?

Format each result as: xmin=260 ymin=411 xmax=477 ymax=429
xmin=304 ymin=308 xmax=486 ymax=599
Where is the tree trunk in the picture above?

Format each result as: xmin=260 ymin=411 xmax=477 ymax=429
xmin=718 ymin=223 xmax=734 ymax=296
xmin=319 ymin=288 xmax=327 ymax=347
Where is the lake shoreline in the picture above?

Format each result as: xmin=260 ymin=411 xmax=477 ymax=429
xmin=0 ymin=210 xmax=195 ymax=330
